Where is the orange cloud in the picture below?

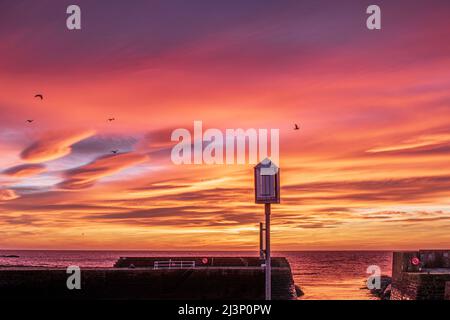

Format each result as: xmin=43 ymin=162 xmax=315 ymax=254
xmin=367 ymin=134 xmax=450 ymax=153
xmin=21 ymin=129 xmax=95 ymax=163
xmin=0 ymin=189 xmax=19 ymax=201
xmin=58 ymin=152 xmax=148 ymax=190
xmin=2 ymin=164 xmax=46 ymax=178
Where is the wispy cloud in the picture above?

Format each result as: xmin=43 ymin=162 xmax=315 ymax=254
xmin=21 ymin=130 xmax=95 ymax=163
xmin=367 ymin=133 xmax=450 ymax=153
xmin=0 ymin=189 xmax=19 ymax=201
xmin=2 ymin=164 xmax=46 ymax=178
xmin=58 ymin=152 xmax=148 ymax=190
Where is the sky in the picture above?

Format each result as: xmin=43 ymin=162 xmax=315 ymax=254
xmin=0 ymin=0 xmax=450 ymax=250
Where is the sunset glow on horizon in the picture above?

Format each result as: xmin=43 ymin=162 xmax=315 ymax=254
xmin=1 ymin=0 xmax=450 ymax=250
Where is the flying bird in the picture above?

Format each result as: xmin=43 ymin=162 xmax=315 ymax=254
xmin=34 ymin=94 xmax=43 ymax=100
xmin=294 ymin=124 xmax=300 ymax=130
xmin=108 ymin=118 xmax=115 ymax=122
xmin=26 ymin=120 xmax=34 ymax=123
xmin=111 ymin=150 xmax=119 ymax=154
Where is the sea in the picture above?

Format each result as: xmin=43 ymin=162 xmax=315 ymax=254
xmin=0 ymin=250 xmax=392 ymax=300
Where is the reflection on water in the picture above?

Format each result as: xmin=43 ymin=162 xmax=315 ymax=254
xmin=0 ymin=250 xmax=392 ymax=300
xmin=285 ymin=251 xmax=392 ymax=300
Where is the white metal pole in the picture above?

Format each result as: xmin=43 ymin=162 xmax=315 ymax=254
xmin=265 ymin=203 xmax=271 ymax=300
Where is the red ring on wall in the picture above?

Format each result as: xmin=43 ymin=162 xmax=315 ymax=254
xmin=411 ymin=257 xmax=420 ymax=266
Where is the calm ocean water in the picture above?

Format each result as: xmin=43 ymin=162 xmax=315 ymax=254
xmin=0 ymin=250 xmax=392 ymax=300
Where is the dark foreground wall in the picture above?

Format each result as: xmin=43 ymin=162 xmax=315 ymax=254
xmin=0 ymin=258 xmax=296 ymax=300
xmin=391 ymin=251 xmax=450 ymax=300
xmin=445 ymin=282 xmax=450 ymax=300
xmin=391 ymin=272 xmax=450 ymax=300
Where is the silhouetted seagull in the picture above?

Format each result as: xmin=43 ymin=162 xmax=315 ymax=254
xmin=34 ymin=94 xmax=43 ymax=100
xmin=294 ymin=124 xmax=300 ymax=130
xmin=108 ymin=118 xmax=115 ymax=122
xmin=26 ymin=120 xmax=34 ymax=123
xmin=111 ymin=150 xmax=118 ymax=154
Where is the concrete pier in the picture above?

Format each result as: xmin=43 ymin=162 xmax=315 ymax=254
xmin=391 ymin=250 xmax=450 ymax=300
xmin=0 ymin=257 xmax=297 ymax=300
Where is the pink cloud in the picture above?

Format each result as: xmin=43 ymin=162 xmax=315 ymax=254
xmin=3 ymin=164 xmax=46 ymax=178
xmin=58 ymin=152 xmax=148 ymax=190
xmin=21 ymin=129 xmax=95 ymax=163
xmin=0 ymin=189 xmax=19 ymax=201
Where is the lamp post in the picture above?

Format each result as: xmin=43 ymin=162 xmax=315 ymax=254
xmin=264 ymin=203 xmax=271 ymax=300
xmin=259 ymin=222 xmax=265 ymax=260
xmin=254 ymin=158 xmax=280 ymax=301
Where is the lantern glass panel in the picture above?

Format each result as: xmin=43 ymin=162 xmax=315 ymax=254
xmin=260 ymin=175 xmax=275 ymax=197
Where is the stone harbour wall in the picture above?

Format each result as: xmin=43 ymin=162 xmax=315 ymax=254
xmin=0 ymin=257 xmax=297 ymax=300
xmin=391 ymin=250 xmax=450 ymax=300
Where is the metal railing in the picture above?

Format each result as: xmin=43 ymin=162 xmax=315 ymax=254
xmin=153 ymin=260 xmax=196 ymax=270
